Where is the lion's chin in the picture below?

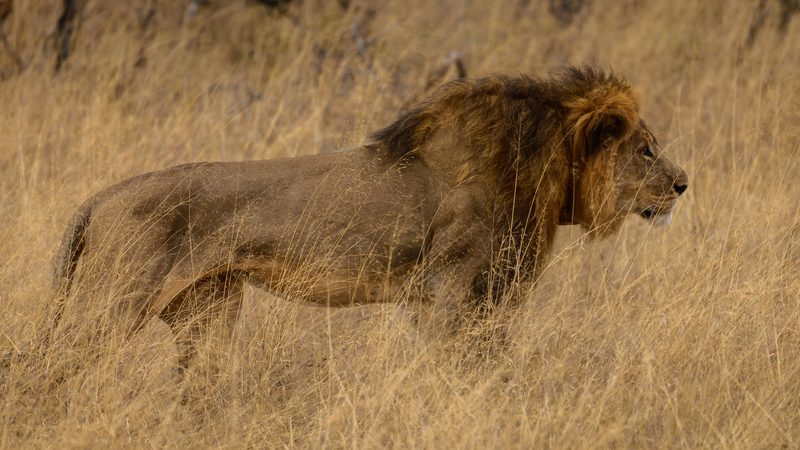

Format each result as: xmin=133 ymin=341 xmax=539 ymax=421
xmin=651 ymin=211 xmax=673 ymax=226
xmin=639 ymin=207 xmax=673 ymax=227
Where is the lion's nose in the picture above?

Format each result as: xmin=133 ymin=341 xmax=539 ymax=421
xmin=673 ymin=170 xmax=688 ymax=196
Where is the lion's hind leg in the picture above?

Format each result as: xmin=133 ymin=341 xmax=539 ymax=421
xmin=157 ymin=272 xmax=245 ymax=375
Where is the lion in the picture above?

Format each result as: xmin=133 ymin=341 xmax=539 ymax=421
xmin=50 ymin=66 xmax=688 ymax=369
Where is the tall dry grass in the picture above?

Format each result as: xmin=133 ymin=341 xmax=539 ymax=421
xmin=0 ymin=0 xmax=799 ymax=447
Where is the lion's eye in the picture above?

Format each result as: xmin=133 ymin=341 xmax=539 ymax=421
xmin=642 ymin=146 xmax=655 ymax=159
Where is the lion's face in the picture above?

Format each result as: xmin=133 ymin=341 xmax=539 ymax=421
xmin=577 ymin=121 xmax=688 ymax=235
xmin=613 ymin=123 xmax=688 ymax=227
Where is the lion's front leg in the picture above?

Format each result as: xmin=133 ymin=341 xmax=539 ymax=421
xmin=420 ymin=211 xmax=536 ymax=346
xmin=422 ymin=253 xmax=531 ymax=357
xmin=418 ymin=185 xmax=494 ymax=337
xmin=422 ymin=254 xmax=489 ymax=336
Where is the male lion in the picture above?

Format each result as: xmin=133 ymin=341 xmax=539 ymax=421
xmin=51 ymin=67 xmax=687 ymax=369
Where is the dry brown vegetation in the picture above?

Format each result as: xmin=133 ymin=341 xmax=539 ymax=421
xmin=1 ymin=1 xmax=799 ymax=448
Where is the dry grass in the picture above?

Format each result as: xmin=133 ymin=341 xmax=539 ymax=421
xmin=1 ymin=0 xmax=799 ymax=448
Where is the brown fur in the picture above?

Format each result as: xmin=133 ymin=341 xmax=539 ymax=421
xmin=51 ymin=67 xmax=687 ymax=369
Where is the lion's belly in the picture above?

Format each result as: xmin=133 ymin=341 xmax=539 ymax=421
xmin=240 ymin=233 xmax=422 ymax=307
xmin=246 ymin=263 xmax=415 ymax=307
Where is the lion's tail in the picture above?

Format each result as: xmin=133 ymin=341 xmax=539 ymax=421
xmin=46 ymin=202 xmax=92 ymax=347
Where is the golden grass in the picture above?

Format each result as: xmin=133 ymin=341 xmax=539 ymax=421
xmin=1 ymin=0 xmax=799 ymax=447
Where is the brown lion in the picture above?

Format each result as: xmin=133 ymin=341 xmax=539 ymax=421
xmin=51 ymin=67 xmax=687 ymax=369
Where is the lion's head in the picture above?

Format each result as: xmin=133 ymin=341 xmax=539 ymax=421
xmin=573 ymin=118 xmax=689 ymax=236
xmin=559 ymin=70 xmax=688 ymax=236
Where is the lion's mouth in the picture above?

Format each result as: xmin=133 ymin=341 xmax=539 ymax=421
xmin=640 ymin=207 xmax=657 ymax=220
xmin=639 ymin=205 xmax=674 ymax=226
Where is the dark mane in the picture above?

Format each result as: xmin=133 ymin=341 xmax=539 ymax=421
xmin=370 ymin=75 xmax=543 ymax=157
xmin=369 ymin=66 xmax=637 ymax=160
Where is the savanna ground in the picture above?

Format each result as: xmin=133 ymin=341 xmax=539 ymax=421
xmin=1 ymin=0 xmax=799 ymax=448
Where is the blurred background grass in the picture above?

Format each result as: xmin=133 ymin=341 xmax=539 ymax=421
xmin=0 ymin=0 xmax=799 ymax=447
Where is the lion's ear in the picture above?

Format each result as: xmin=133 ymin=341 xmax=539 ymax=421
xmin=568 ymin=90 xmax=639 ymax=156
